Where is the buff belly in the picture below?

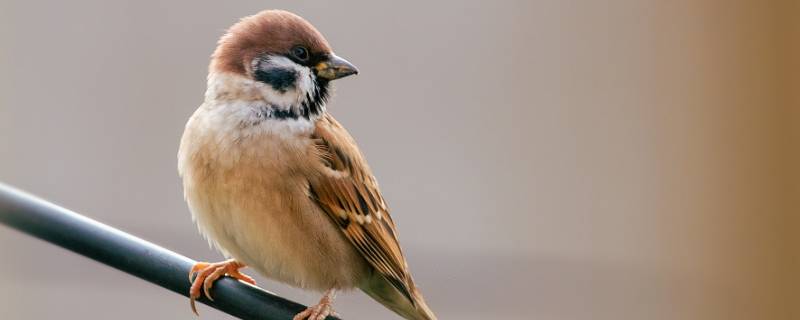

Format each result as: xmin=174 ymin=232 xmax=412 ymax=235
xmin=184 ymin=182 xmax=368 ymax=291
xmin=179 ymin=111 xmax=369 ymax=291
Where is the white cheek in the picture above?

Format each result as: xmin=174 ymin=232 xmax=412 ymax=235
xmin=256 ymin=56 xmax=316 ymax=109
xmin=197 ymin=57 xmax=323 ymax=148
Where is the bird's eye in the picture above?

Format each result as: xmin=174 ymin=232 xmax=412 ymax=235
xmin=291 ymin=46 xmax=310 ymax=61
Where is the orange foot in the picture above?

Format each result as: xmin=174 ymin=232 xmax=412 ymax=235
xmin=294 ymin=289 xmax=339 ymax=320
xmin=188 ymin=259 xmax=256 ymax=315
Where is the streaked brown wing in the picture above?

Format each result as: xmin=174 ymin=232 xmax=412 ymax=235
xmin=307 ymin=114 xmax=414 ymax=303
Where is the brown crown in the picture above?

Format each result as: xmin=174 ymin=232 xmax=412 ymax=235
xmin=210 ymin=10 xmax=332 ymax=75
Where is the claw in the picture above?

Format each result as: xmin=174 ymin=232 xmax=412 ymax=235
xmin=190 ymin=290 xmax=200 ymax=316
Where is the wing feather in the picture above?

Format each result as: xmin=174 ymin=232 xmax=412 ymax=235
xmin=307 ymin=114 xmax=415 ymax=303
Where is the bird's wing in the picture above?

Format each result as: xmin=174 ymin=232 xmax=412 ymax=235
xmin=307 ymin=114 xmax=415 ymax=303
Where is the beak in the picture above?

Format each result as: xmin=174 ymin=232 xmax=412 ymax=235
xmin=314 ymin=54 xmax=358 ymax=80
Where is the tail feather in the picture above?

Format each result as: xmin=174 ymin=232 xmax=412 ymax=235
xmin=360 ymin=274 xmax=437 ymax=320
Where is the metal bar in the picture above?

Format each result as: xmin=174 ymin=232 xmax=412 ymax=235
xmin=0 ymin=183 xmax=339 ymax=320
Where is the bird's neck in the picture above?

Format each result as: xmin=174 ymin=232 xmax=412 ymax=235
xmin=195 ymin=72 xmax=328 ymax=138
xmin=204 ymin=72 xmax=327 ymax=122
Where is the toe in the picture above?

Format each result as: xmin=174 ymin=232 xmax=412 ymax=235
xmin=187 ymin=260 xmax=254 ymax=316
xmin=230 ymin=270 xmax=257 ymax=285
xmin=317 ymin=307 xmax=333 ymax=320
xmin=189 ymin=277 xmax=204 ymax=301
xmin=189 ymin=262 xmax=209 ymax=282
xmin=310 ymin=304 xmax=333 ymax=320
xmin=293 ymin=308 xmax=312 ymax=320
xmin=203 ymin=266 xmax=228 ymax=300
xmin=188 ymin=263 xmax=218 ymax=315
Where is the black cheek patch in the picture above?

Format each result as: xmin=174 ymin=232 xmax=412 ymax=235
xmin=254 ymin=68 xmax=297 ymax=93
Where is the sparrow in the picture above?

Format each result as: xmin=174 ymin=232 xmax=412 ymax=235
xmin=177 ymin=10 xmax=436 ymax=320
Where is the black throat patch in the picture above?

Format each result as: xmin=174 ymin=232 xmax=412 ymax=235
xmin=245 ymin=80 xmax=330 ymax=123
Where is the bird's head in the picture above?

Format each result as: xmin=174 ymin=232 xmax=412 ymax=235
xmin=208 ymin=10 xmax=357 ymax=118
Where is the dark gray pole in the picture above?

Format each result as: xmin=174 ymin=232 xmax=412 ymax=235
xmin=0 ymin=183 xmax=339 ymax=320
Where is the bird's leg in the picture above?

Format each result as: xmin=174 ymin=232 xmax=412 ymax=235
xmin=293 ymin=288 xmax=339 ymax=320
xmin=188 ymin=259 xmax=256 ymax=315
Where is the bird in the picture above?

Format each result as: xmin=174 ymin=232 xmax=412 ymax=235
xmin=177 ymin=9 xmax=437 ymax=320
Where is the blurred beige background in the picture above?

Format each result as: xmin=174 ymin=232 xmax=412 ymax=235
xmin=0 ymin=0 xmax=797 ymax=319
